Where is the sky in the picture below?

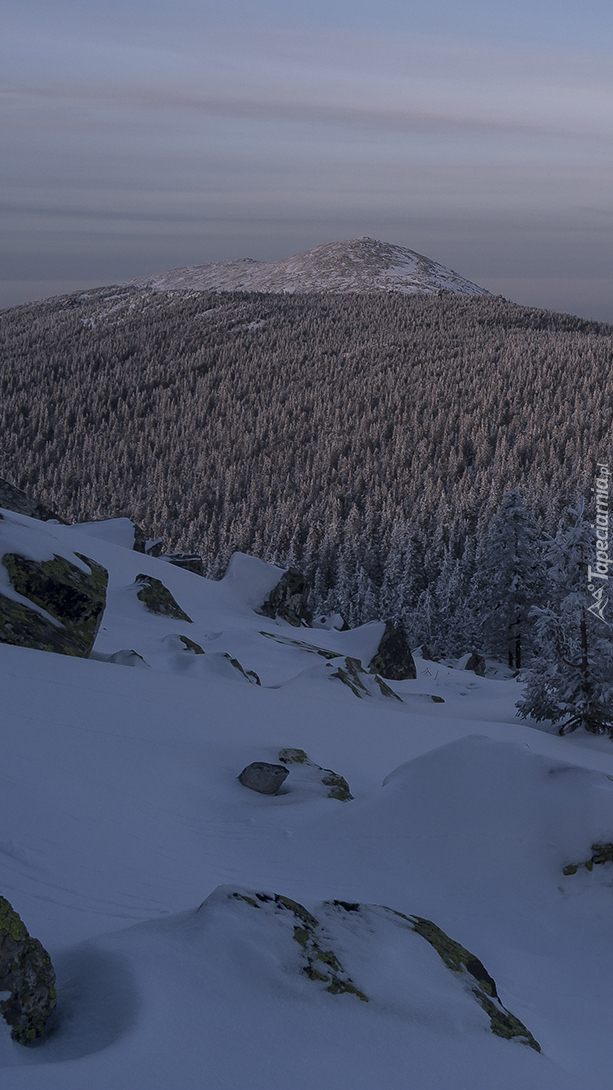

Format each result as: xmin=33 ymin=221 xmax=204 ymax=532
xmin=2 ymin=0 xmax=613 ymax=320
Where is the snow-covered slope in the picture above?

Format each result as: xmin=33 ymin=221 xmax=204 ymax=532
xmin=128 ymin=237 xmax=490 ymax=296
xmin=2 ymin=509 xmax=613 ymax=1089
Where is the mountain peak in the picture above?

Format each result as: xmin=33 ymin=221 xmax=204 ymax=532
xmin=128 ymin=238 xmax=490 ymax=297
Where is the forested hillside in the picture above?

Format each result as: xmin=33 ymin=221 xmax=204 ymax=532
xmin=1 ymin=286 xmax=612 ymax=625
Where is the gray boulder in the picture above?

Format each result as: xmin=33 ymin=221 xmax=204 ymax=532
xmin=464 ymin=651 xmax=486 ymax=676
xmin=368 ymin=622 xmax=417 ymax=680
xmin=0 ymin=544 xmax=108 ymax=657
xmin=238 ymin=762 xmax=289 ymax=795
xmin=260 ymin=569 xmax=312 ymax=627
xmin=0 ymin=896 xmax=56 ymax=1046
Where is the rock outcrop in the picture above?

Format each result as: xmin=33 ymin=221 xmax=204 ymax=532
xmin=0 ymin=896 xmax=56 ymax=1046
xmin=0 ymin=477 xmax=63 ymax=523
xmin=238 ymin=762 xmax=289 ymax=795
xmin=204 ymin=886 xmax=539 ymax=1050
xmin=134 ymin=574 xmax=192 ymax=622
xmin=278 ymin=748 xmax=353 ymax=801
xmin=161 ymin=553 xmax=204 ymax=576
xmin=464 ymin=652 xmax=486 ymax=676
xmin=1 ymin=536 xmax=108 ymax=657
xmin=331 ymin=656 xmax=402 ymax=701
xmin=368 ymin=622 xmax=417 ymax=681
xmin=260 ymin=569 xmax=312 ymax=627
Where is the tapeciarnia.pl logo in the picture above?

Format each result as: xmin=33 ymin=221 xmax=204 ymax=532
xmin=587 ymin=462 xmax=610 ymax=623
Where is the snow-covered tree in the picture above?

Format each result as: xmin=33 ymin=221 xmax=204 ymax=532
xmin=469 ymin=491 xmax=546 ymax=668
xmin=517 ymin=502 xmax=613 ymax=735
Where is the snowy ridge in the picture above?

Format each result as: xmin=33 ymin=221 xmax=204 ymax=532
xmin=128 ymin=237 xmax=490 ymax=296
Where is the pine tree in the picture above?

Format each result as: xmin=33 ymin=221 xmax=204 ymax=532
xmin=517 ymin=502 xmax=613 ymax=735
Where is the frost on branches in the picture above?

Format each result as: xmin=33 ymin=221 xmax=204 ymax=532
xmin=517 ymin=503 xmax=613 ymax=736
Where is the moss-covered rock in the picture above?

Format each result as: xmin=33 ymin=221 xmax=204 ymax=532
xmin=178 ymin=634 xmax=205 ymax=654
xmin=224 ymin=654 xmax=261 ymax=685
xmin=278 ymin=748 xmax=354 ymax=801
xmin=391 ymin=911 xmax=540 ymax=1051
xmin=0 ymin=896 xmax=56 ymax=1046
xmin=563 ymin=841 xmax=613 ymax=875
xmin=135 ymin=574 xmax=192 ymax=622
xmin=1 ymin=551 xmax=108 ymax=657
xmin=330 ymin=657 xmax=402 ymax=701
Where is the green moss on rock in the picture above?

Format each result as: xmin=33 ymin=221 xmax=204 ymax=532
xmin=331 ymin=657 xmax=402 ymax=702
xmin=0 ymin=896 xmax=56 ymax=1046
xmin=402 ymin=913 xmax=540 ymax=1051
xmin=178 ymin=634 xmax=205 ymax=654
xmin=224 ymin=654 xmax=261 ymax=685
xmin=278 ymin=749 xmax=354 ymax=801
xmin=563 ymin=841 xmax=613 ymax=876
xmin=278 ymin=747 xmax=310 ymax=764
xmin=1 ymin=551 xmax=107 ymax=657
xmin=135 ymin=574 xmax=192 ymax=622
xmin=321 ymin=771 xmax=354 ymax=802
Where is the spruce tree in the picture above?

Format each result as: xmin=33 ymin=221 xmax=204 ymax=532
xmin=517 ymin=502 xmax=613 ymax=735
xmin=469 ymin=491 xmax=546 ymax=668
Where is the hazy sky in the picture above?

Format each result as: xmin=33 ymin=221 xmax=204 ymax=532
xmin=2 ymin=0 xmax=613 ymax=320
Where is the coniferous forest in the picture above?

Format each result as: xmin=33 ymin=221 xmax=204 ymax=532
xmin=1 ymin=285 xmax=612 ymax=650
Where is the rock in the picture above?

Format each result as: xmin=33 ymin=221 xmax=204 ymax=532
xmin=107 ymin=649 xmax=151 ymax=668
xmin=224 ymin=654 xmax=261 ymax=685
xmin=144 ymin=538 xmax=165 ymax=557
xmin=160 ymin=553 xmax=204 ymax=576
xmin=0 ymin=477 xmax=63 ymax=523
xmin=563 ymin=841 xmax=613 ymax=875
xmin=420 ymin=644 xmax=438 ymax=662
xmin=312 ymin=613 xmax=347 ymax=631
xmin=464 ymin=651 xmax=486 ymax=676
xmin=368 ymin=621 xmax=417 ymax=680
xmin=134 ymin=574 xmax=192 ymax=622
xmin=238 ymin=762 xmax=289 ymax=794
xmin=260 ymin=569 xmax=312 ymax=627
xmin=206 ymin=886 xmax=540 ymax=1049
xmin=278 ymin=747 xmax=354 ymax=801
xmin=0 ymin=548 xmax=108 ymax=657
xmin=0 ymin=896 xmax=56 ymax=1046
xmin=330 ymin=656 xmax=402 ymax=701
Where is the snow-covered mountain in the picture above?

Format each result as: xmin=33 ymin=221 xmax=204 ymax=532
xmin=128 ymin=237 xmax=491 ymax=296
xmin=3 ymin=506 xmax=613 ymax=1089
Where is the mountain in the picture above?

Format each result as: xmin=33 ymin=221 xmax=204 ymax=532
xmin=2 ymin=505 xmax=613 ymax=1088
xmin=128 ymin=237 xmax=491 ymax=296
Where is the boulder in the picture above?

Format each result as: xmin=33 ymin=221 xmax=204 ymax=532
xmin=464 ymin=651 xmax=486 ymax=676
xmin=238 ymin=762 xmax=289 ymax=795
xmin=161 ymin=553 xmax=204 ymax=576
xmin=368 ymin=622 xmax=417 ymax=680
xmin=1 ymin=546 xmax=108 ymax=657
xmin=134 ymin=574 xmax=192 ymax=622
xmin=330 ymin=657 xmax=402 ymax=701
xmin=0 ymin=477 xmax=63 ymax=523
xmin=260 ymin=569 xmax=312 ymax=627
xmin=278 ymin=748 xmax=353 ymax=801
xmin=0 ymin=896 xmax=56 ymax=1046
